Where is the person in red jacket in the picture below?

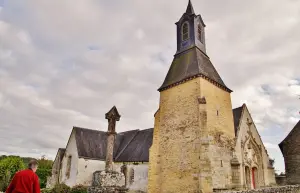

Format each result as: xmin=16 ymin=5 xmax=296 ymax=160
xmin=6 ymin=159 xmax=40 ymax=193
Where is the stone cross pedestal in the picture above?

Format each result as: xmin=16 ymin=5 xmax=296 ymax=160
xmin=105 ymin=106 xmax=120 ymax=172
xmin=88 ymin=170 xmax=128 ymax=193
xmin=88 ymin=106 xmax=128 ymax=193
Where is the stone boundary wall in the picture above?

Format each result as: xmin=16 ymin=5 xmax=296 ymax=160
xmin=221 ymin=185 xmax=300 ymax=193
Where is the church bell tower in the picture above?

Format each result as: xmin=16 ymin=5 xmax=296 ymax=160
xmin=148 ymin=1 xmax=236 ymax=193
xmin=175 ymin=0 xmax=206 ymax=55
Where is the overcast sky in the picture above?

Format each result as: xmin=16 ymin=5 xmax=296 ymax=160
xmin=0 ymin=0 xmax=299 ymax=173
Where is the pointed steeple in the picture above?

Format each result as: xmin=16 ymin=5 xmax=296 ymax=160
xmin=185 ymin=0 xmax=195 ymax=15
xmin=158 ymin=0 xmax=232 ymax=93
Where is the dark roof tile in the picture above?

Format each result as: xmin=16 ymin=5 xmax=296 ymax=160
xmin=58 ymin=148 xmax=66 ymax=162
xmin=232 ymin=106 xmax=243 ymax=136
xmin=73 ymin=127 xmax=153 ymax=162
xmin=74 ymin=127 xmax=107 ymax=160
xmin=115 ymin=128 xmax=153 ymax=162
xmin=158 ymin=48 xmax=231 ymax=92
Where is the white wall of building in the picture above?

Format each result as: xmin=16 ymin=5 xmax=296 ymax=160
xmin=60 ymin=130 xmax=79 ymax=187
xmin=76 ymin=158 xmax=106 ymax=186
xmin=114 ymin=163 xmax=149 ymax=192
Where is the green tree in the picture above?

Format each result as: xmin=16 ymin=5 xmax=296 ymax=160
xmin=0 ymin=156 xmax=25 ymax=191
xmin=36 ymin=155 xmax=53 ymax=189
xmin=0 ymin=155 xmax=54 ymax=189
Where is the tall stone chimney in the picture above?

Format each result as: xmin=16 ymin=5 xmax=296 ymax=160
xmin=105 ymin=106 xmax=120 ymax=172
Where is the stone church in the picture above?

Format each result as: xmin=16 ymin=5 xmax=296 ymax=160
xmin=47 ymin=1 xmax=276 ymax=192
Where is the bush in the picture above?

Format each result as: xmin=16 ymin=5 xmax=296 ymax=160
xmin=52 ymin=183 xmax=71 ymax=193
xmin=36 ymin=155 xmax=53 ymax=189
xmin=40 ymin=183 xmax=87 ymax=193
xmin=41 ymin=188 xmax=53 ymax=193
xmin=36 ymin=168 xmax=52 ymax=188
xmin=0 ymin=156 xmax=25 ymax=191
xmin=70 ymin=185 xmax=87 ymax=193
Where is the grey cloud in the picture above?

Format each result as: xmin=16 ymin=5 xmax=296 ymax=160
xmin=1 ymin=0 xmax=300 ymax=172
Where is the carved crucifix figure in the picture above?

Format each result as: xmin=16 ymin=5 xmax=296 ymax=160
xmin=105 ymin=106 xmax=121 ymax=172
xmin=246 ymin=118 xmax=252 ymax=129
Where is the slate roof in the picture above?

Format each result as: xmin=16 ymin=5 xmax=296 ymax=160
xmin=74 ymin=127 xmax=108 ymax=160
xmin=279 ymin=120 xmax=300 ymax=152
xmin=52 ymin=148 xmax=65 ymax=168
xmin=158 ymin=48 xmax=231 ymax=92
xmin=57 ymin=148 xmax=66 ymax=162
xmin=232 ymin=105 xmax=244 ymax=136
xmin=70 ymin=105 xmax=247 ymax=162
xmin=73 ymin=127 xmax=153 ymax=162
xmin=115 ymin=128 xmax=153 ymax=162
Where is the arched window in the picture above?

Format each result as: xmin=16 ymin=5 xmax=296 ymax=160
xmin=182 ymin=22 xmax=189 ymax=41
xmin=198 ymin=24 xmax=202 ymax=43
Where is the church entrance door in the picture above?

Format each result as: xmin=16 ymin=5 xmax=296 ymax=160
xmin=251 ymin=167 xmax=258 ymax=189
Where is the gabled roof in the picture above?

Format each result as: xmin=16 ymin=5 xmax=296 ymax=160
xmin=233 ymin=105 xmax=244 ymax=136
xmin=115 ymin=128 xmax=153 ymax=162
xmin=279 ymin=120 xmax=300 ymax=152
xmin=57 ymin=148 xmax=66 ymax=162
xmin=74 ymin=127 xmax=108 ymax=160
xmin=232 ymin=104 xmax=269 ymax=155
xmin=52 ymin=148 xmax=65 ymax=168
xmin=158 ymin=48 xmax=231 ymax=92
xmin=114 ymin=129 xmax=140 ymax=158
xmin=73 ymin=126 xmax=153 ymax=162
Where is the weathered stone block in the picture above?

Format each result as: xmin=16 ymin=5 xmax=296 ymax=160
xmin=220 ymin=185 xmax=300 ymax=193
xmin=92 ymin=170 xmax=125 ymax=187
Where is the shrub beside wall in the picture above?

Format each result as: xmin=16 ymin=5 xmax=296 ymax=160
xmin=41 ymin=183 xmax=87 ymax=193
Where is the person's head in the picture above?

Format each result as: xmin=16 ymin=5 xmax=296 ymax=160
xmin=28 ymin=159 xmax=38 ymax=173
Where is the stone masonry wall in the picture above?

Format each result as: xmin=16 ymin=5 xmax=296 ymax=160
xmin=200 ymin=78 xmax=236 ymax=190
xmin=281 ymin=121 xmax=300 ymax=185
xmin=285 ymin=155 xmax=300 ymax=185
xmin=152 ymin=78 xmax=202 ymax=193
xmin=199 ymin=77 xmax=235 ymax=139
xmin=220 ymin=185 xmax=300 ymax=193
xmin=148 ymin=78 xmax=236 ymax=193
xmin=88 ymin=170 xmax=127 ymax=193
xmin=147 ymin=109 xmax=161 ymax=193
xmin=276 ymin=176 xmax=287 ymax=186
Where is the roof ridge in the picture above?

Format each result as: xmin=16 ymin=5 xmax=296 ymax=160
xmin=232 ymin=105 xmax=243 ymax=111
xmin=236 ymin=105 xmax=245 ymax=136
xmin=73 ymin=126 xmax=106 ymax=133
xmin=52 ymin=148 xmax=65 ymax=168
xmin=115 ymin=130 xmax=140 ymax=160
xmin=119 ymin=129 xmax=139 ymax=135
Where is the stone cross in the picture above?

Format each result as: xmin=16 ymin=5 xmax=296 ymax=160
xmin=105 ymin=106 xmax=121 ymax=172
